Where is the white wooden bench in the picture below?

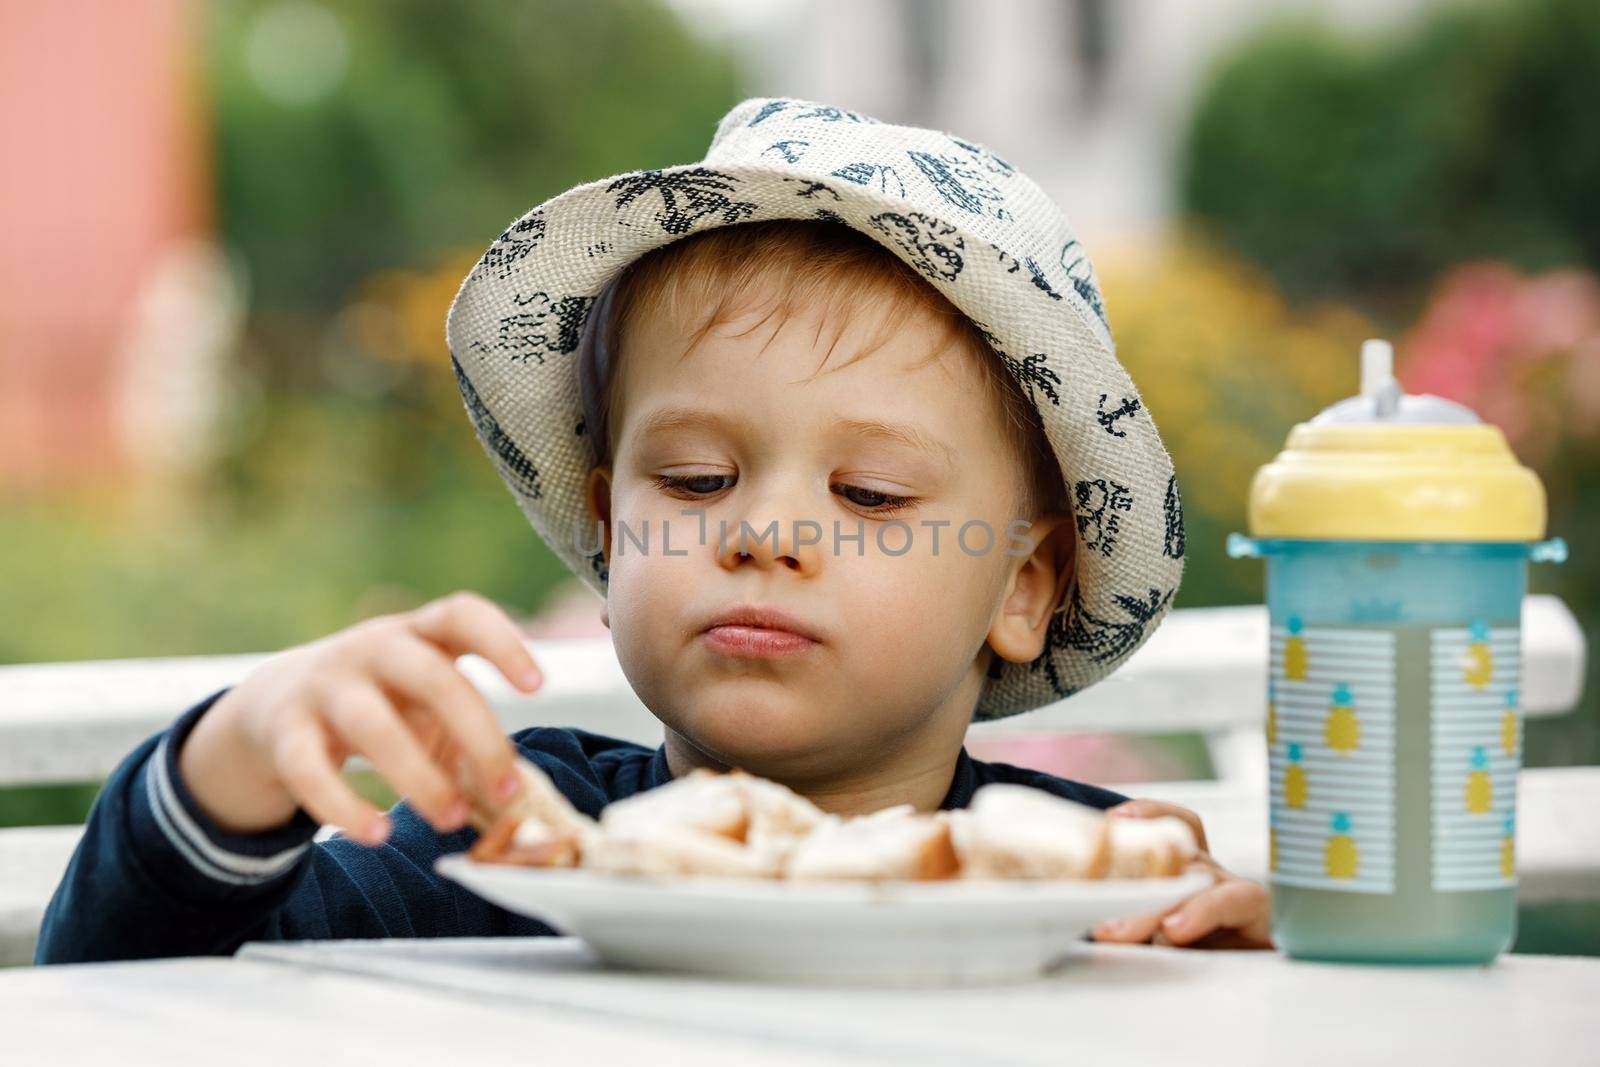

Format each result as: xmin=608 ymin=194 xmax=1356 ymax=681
xmin=1 ymin=596 xmax=1590 ymax=966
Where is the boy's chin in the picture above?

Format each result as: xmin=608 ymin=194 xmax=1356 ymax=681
xmin=663 ymin=693 xmax=851 ymax=777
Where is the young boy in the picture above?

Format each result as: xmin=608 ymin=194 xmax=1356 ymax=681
xmin=34 ymin=97 xmax=1269 ymax=965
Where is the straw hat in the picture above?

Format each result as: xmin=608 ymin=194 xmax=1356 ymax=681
xmin=445 ymin=97 xmax=1186 ymax=719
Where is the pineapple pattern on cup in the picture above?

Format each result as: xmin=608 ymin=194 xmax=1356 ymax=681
xmin=1324 ymin=812 xmax=1359 ymax=880
xmin=1465 ymin=745 xmax=1494 ymax=815
xmin=1463 ymin=617 xmax=1494 ymax=689
xmin=1269 ymin=621 xmax=1396 ymax=894
xmin=1430 ymin=623 xmax=1520 ymax=892
xmin=1325 ymin=682 xmax=1360 ymax=753
xmin=1284 ymin=742 xmax=1308 ymax=809
xmin=1501 ymin=687 xmax=1520 ymax=757
xmin=1500 ymin=813 xmax=1516 ymax=880
xmin=1284 ymin=615 xmax=1308 ymax=681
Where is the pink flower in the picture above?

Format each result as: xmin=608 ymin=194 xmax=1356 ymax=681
xmin=1399 ymin=261 xmax=1600 ymax=464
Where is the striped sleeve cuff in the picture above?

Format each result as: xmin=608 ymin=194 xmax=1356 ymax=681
xmin=135 ymin=688 xmax=321 ymax=888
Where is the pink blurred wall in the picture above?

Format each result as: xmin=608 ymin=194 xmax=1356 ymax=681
xmin=0 ymin=0 xmax=208 ymax=491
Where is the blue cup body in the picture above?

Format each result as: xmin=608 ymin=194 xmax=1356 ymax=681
xmin=1227 ymin=537 xmax=1550 ymax=963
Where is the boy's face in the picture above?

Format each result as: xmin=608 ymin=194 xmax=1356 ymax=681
xmin=587 ymin=286 xmax=1070 ymax=787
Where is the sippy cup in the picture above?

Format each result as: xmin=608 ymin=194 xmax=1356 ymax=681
xmin=1228 ymin=339 xmax=1567 ymax=964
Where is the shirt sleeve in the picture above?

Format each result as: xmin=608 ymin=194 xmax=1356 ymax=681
xmin=32 ymin=688 xmax=553 ymax=965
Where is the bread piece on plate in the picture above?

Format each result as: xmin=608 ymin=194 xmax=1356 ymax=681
xmin=581 ymin=769 xmax=798 ymax=878
xmin=464 ymin=755 xmax=595 ymax=866
xmin=599 ymin=768 xmax=749 ymax=841
xmin=951 ymin=784 xmax=1110 ymax=880
xmin=469 ymin=814 xmax=581 ymax=867
xmin=786 ymin=806 xmax=960 ymax=882
xmin=1105 ymin=815 xmax=1199 ymax=877
xmin=581 ymin=823 xmax=784 ymax=879
xmin=461 ymin=753 xmax=593 ymax=835
xmin=729 ymin=770 xmax=827 ymax=856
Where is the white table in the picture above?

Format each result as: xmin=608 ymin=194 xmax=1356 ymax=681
xmin=4 ymin=937 xmax=1596 ymax=1066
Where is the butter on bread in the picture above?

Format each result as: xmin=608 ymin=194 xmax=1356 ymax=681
xmin=949 ymin=784 xmax=1110 ymax=879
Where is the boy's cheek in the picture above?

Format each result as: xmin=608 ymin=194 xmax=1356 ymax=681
xmin=604 ymin=560 xmax=695 ymax=692
xmin=606 ymin=528 xmax=995 ymax=704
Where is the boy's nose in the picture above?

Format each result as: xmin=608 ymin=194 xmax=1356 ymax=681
xmin=716 ymin=511 xmax=823 ymax=577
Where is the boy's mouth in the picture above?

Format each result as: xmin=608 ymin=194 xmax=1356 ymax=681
xmin=701 ymin=604 xmax=822 ymax=658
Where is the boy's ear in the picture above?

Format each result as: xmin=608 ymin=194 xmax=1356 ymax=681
xmin=585 ymin=466 xmax=614 ymax=630
xmin=987 ymin=514 xmax=1076 ymax=670
xmin=585 ymin=465 xmax=613 ymax=534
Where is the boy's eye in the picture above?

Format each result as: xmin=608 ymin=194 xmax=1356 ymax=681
xmin=650 ymin=474 xmax=915 ymax=514
xmin=651 ymin=473 xmax=734 ymax=496
xmin=832 ymin=482 xmax=916 ymax=514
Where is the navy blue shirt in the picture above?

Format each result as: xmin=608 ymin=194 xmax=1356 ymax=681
xmin=34 ymin=687 xmax=1128 ymax=965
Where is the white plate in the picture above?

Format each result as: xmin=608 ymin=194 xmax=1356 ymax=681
xmin=435 ymin=854 xmax=1211 ymax=984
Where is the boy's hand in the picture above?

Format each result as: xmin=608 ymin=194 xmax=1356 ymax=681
xmin=1091 ymin=799 xmax=1274 ymax=950
xmin=178 ymin=591 xmax=544 ymax=846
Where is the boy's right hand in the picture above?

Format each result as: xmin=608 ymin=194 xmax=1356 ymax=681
xmin=177 ymin=591 xmax=544 ymax=846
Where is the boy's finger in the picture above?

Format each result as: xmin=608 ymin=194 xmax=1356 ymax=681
xmin=1159 ymin=878 xmax=1274 ymax=948
xmin=273 ymin=720 xmax=390 ymax=846
xmin=364 ymin=634 xmax=521 ymax=808
xmin=1090 ymin=907 xmax=1172 ymax=944
xmin=1105 ymin=798 xmax=1209 ymax=854
xmin=322 ymin=682 xmax=467 ymax=833
xmin=402 ymin=703 xmax=460 ymax=764
xmin=409 ymin=592 xmax=543 ymax=693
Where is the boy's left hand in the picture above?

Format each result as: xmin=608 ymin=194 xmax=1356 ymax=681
xmin=1090 ymin=799 xmax=1274 ymax=951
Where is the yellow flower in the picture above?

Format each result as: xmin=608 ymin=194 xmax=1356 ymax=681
xmin=1098 ymin=233 xmax=1376 ymax=534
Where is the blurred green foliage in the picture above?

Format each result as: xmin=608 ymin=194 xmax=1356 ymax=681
xmin=1181 ymin=0 xmax=1600 ymax=308
xmin=1178 ymin=0 xmax=1600 ymax=772
xmin=0 ymin=0 xmax=743 ymax=826
xmin=1098 ymin=235 xmax=1376 ymax=611
xmin=0 ymin=389 xmax=574 ymax=667
xmin=0 ymin=0 xmax=742 ymax=667
xmin=212 ymin=0 xmax=744 ymax=314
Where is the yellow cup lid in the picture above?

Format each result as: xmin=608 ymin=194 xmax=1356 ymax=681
xmin=1247 ymin=341 xmax=1548 ymax=541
